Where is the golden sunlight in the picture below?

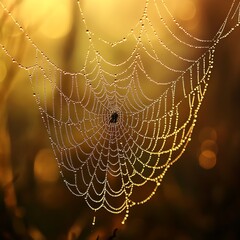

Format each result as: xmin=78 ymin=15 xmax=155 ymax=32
xmin=0 ymin=60 xmax=7 ymax=83
xmin=174 ymin=0 xmax=196 ymax=21
xmin=83 ymin=0 xmax=145 ymax=40
xmin=19 ymin=0 xmax=72 ymax=39
xmin=166 ymin=0 xmax=197 ymax=21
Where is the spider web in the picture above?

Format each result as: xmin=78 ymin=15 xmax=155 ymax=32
xmin=0 ymin=0 xmax=240 ymax=224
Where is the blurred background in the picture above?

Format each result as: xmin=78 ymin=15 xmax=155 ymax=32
xmin=0 ymin=0 xmax=240 ymax=239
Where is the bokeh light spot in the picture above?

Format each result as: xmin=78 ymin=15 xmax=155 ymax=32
xmin=199 ymin=150 xmax=217 ymax=170
xmin=199 ymin=127 xmax=217 ymax=142
xmin=169 ymin=0 xmax=196 ymax=21
xmin=201 ymin=139 xmax=218 ymax=153
xmin=34 ymin=148 xmax=59 ymax=184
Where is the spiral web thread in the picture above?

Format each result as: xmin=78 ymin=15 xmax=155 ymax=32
xmin=0 ymin=0 xmax=239 ymax=224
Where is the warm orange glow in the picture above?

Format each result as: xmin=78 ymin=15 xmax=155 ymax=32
xmin=4 ymin=184 xmax=17 ymax=208
xmin=18 ymin=0 xmax=73 ymax=39
xmin=163 ymin=182 xmax=183 ymax=204
xmin=84 ymin=0 xmax=144 ymax=40
xmin=168 ymin=0 xmax=197 ymax=21
xmin=201 ymin=139 xmax=218 ymax=153
xmin=199 ymin=127 xmax=218 ymax=142
xmin=67 ymin=220 xmax=83 ymax=240
xmin=36 ymin=186 xmax=67 ymax=208
xmin=199 ymin=150 xmax=217 ymax=170
xmin=28 ymin=226 xmax=46 ymax=240
xmin=34 ymin=148 xmax=59 ymax=184
xmin=0 ymin=60 xmax=7 ymax=82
